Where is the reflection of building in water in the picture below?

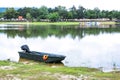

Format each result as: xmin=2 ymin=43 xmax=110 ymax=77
xmin=80 ymin=22 xmax=116 ymax=28
xmin=80 ymin=22 xmax=100 ymax=27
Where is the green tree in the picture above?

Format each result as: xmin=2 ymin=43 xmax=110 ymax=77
xmin=69 ymin=6 xmax=77 ymax=19
xmin=38 ymin=6 xmax=49 ymax=19
xmin=67 ymin=12 xmax=73 ymax=19
xmin=48 ymin=8 xmax=54 ymax=13
xmin=114 ymin=11 xmax=120 ymax=19
xmin=108 ymin=11 xmax=113 ymax=20
xmin=0 ymin=13 xmax=4 ymax=18
xmin=17 ymin=7 xmax=32 ymax=18
xmin=4 ymin=8 xmax=18 ymax=19
xmin=93 ymin=7 xmax=100 ymax=18
xmin=77 ymin=5 xmax=85 ymax=19
xmin=48 ymin=12 xmax=60 ymax=22
xmin=26 ymin=13 xmax=32 ymax=21
xmin=100 ymin=10 xmax=106 ymax=18
xmin=30 ymin=7 xmax=39 ymax=19
xmin=53 ymin=6 xmax=68 ymax=20
xmin=84 ymin=9 xmax=96 ymax=19
xmin=2 ymin=6 xmax=120 ymax=21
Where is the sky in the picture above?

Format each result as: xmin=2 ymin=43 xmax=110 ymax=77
xmin=0 ymin=0 xmax=119 ymax=10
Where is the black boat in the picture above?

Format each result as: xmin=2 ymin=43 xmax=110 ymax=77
xmin=18 ymin=45 xmax=66 ymax=63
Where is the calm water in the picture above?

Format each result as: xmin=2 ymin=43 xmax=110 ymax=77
xmin=0 ymin=24 xmax=120 ymax=72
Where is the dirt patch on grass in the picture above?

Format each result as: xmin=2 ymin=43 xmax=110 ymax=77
xmin=56 ymin=74 xmax=91 ymax=80
xmin=0 ymin=66 xmax=16 ymax=70
xmin=39 ymin=72 xmax=89 ymax=80
xmin=0 ymin=74 xmax=21 ymax=80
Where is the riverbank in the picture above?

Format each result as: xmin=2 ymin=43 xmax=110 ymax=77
xmin=0 ymin=22 xmax=79 ymax=26
xmin=0 ymin=61 xmax=119 ymax=80
xmin=0 ymin=21 xmax=119 ymax=26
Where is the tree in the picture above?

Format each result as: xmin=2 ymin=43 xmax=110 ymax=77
xmin=0 ymin=13 xmax=4 ymax=18
xmin=77 ymin=5 xmax=85 ymax=19
xmin=84 ymin=9 xmax=96 ymax=19
xmin=48 ymin=12 xmax=60 ymax=22
xmin=114 ymin=11 xmax=120 ymax=19
xmin=1 ymin=6 xmax=120 ymax=21
xmin=38 ymin=6 xmax=49 ymax=19
xmin=53 ymin=6 xmax=68 ymax=20
xmin=67 ymin=12 xmax=73 ymax=19
xmin=93 ymin=7 xmax=100 ymax=18
xmin=100 ymin=10 xmax=106 ymax=18
xmin=26 ymin=13 xmax=32 ymax=21
xmin=30 ymin=7 xmax=39 ymax=19
xmin=48 ymin=8 xmax=54 ymax=13
xmin=17 ymin=7 xmax=32 ymax=18
xmin=4 ymin=8 xmax=18 ymax=19
xmin=69 ymin=5 xmax=77 ymax=19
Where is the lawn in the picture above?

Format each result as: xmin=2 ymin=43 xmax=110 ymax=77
xmin=0 ymin=21 xmax=118 ymax=26
xmin=0 ymin=61 xmax=120 ymax=80
xmin=0 ymin=22 xmax=79 ymax=26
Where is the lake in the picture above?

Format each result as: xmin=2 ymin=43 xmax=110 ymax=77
xmin=0 ymin=23 xmax=120 ymax=72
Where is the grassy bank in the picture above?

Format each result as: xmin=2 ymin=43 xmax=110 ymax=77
xmin=0 ymin=22 xmax=79 ymax=26
xmin=0 ymin=21 xmax=119 ymax=26
xmin=0 ymin=61 xmax=120 ymax=80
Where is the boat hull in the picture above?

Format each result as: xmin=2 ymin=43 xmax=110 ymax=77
xmin=18 ymin=51 xmax=66 ymax=63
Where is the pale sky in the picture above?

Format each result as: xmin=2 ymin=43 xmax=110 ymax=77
xmin=0 ymin=0 xmax=120 ymax=10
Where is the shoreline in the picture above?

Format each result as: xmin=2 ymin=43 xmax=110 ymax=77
xmin=0 ymin=21 xmax=119 ymax=25
xmin=0 ymin=22 xmax=79 ymax=25
xmin=0 ymin=61 xmax=120 ymax=80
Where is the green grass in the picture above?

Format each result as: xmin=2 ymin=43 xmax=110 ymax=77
xmin=100 ymin=21 xmax=116 ymax=24
xmin=0 ymin=22 xmax=80 ymax=25
xmin=0 ymin=21 xmax=119 ymax=26
xmin=0 ymin=61 xmax=120 ymax=80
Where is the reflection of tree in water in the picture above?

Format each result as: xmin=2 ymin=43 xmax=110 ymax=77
xmin=0 ymin=25 xmax=120 ymax=39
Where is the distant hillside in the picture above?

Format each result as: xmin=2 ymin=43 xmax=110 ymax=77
xmin=0 ymin=8 xmax=7 ymax=12
xmin=0 ymin=7 xmax=19 ymax=13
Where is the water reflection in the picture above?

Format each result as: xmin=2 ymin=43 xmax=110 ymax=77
xmin=0 ymin=34 xmax=20 ymax=62
xmin=0 ymin=24 xmax=120 ymax=72
xmin=63 ymin=33 xmax=120 ymax=72
xmin=0 ymin=24 xmax=120 ymax=39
